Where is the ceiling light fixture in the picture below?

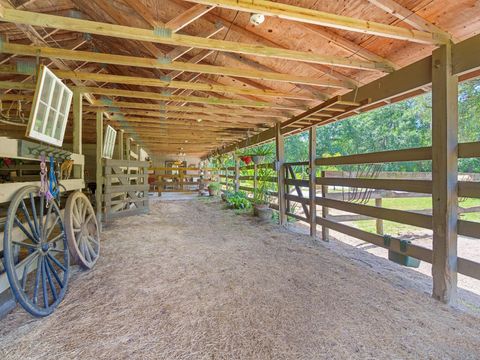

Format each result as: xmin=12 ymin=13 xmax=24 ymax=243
xmin=250 ymin=13 xmax=265 ymax=26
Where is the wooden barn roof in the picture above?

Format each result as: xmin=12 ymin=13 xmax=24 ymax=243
xmin=0 ymin=0 xmax=479 ymax=157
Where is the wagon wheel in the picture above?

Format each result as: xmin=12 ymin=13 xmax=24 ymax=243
xmin=3 ymin=185 xmax=69 ymax=317
xmin=65 ymin=191 xmax=100 ymax=269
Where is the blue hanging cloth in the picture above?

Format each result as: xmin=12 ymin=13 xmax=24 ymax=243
xmin=49 ymin=155 xmax=60 ymax=200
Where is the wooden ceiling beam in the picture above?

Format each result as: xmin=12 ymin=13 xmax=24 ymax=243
xmin=366 ymin=0 xmax=452 ymax=36
xmin=0 ymin=6 xmax=392 ymax=71
xmin=0 ymin=64 xmax=319 ymax=100
xmin=165 ymin=3 xmax=215 ymax=32
xmin=0 ymin=41 xmax=352 ymax=88
xmin=185 ymin=0 xmax=449 ymax=44
xmin=87 ymin=101 xmax=288 ymax=118
xmin=76 ymin=86 xmax=304 ymax=110
xmin=300 ymin=24 xmax=399 ymax=70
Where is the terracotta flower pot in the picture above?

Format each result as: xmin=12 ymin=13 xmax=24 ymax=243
xmin=240 ymin=156 xmax=252 ymax=165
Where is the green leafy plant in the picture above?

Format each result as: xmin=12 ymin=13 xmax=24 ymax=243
xmin=208 ymin=182 xmax=220 ymax=191
xmin=226 ymin=191 xmax=252 ymax=210
xmin=253 ymin=166 xmax=275 ymax=205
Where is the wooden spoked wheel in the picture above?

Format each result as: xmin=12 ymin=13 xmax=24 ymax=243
xmin=3 ymin=185 xmax=69 ymax=317
xmin=65 ymin=191 xmax=100 ymax=269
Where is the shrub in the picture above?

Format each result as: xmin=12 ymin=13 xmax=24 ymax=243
xmin=208 ymin=182 xmax=220 ymax=191
xmin=226 ymin=191 xmax=251 ymax=210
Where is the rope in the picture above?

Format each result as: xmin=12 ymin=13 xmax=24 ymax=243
xmin=39 ymin=154 xmax=53 ymax=204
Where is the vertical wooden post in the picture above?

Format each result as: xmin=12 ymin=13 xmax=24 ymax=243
xmin=126 ymin=137 xmax=131 ymax=160
xmin=118 ymin=129 xmax=125 ymax=160
xmin=276 ymin=123 xmax=287 ymax=225
xmin=235 ymin=156 xmax=240 ymax=192
xmin=321 ymin=170 xmax=329 ymax=242
xmin=72 ymin=89 xmax=83 ymax=180
xmin=432 ymin=43 xmax=458 ymax=304
xmin=253 ymin=162 xmax=258 ymax=197
xmin=72 ymin=89 xmax=82 ymax=155
xmin=95 ymin=112 xmax=104 ymax=224
xmin=375 ymin=198 xmax=384 ymax=235
xmin=309 ymin=126 xmax=317 ymax=238
xmin=136 ymin=144 xmax=140 ymax=159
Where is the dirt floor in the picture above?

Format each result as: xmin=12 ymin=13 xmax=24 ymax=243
xmin=1 ymin=197 xmax=480 ymax=359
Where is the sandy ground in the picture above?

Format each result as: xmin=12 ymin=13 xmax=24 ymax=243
xmin=1 ymin=198 xmax=480 ymax=359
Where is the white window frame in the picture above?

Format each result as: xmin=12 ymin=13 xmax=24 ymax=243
xmin=103 ymin=125 xmax=117 ymax=159
xmin=26 ymin=65 xmax=73 ymax=147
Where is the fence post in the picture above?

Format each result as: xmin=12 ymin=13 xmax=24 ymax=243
xmin=321 ymin=170 xmax=329 ymax=242
xmin=431 ymin=42 xmax=458 ymax=304
xmin=309 ymin=126 xmax=317 ymax=238
xmin=276 ymin=123 xmax=287 ymax=225
xmin=253 ymin=162 xmax=258 ymax=196
xmin=375 ymin=198 xmax=384 ymax=235
xmin=95 ymin=111 xmax=104 ymax=226
xmin=235 ymin=157 xmax=240 ymax=192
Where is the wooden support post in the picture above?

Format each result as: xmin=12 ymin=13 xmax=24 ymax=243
xmin=309 ymin=126 xmax=317 ymax=238
xmin=95 ymin=111 xmax=104 ymax=225
xmin=118 ymin=129 xmax=124 ymax=160
xmin=72 ymin=89 xmax=82 ymax=154
xmin=125 ymin=137 xmax=131 ymax=160
xmin=375 ymin=198 xmax=384 ymax=235
xmin=321 ymin=170 xmax=329 ymax=242
xmin=276 ymin=123 xmax=287 ymax=225
xmin=253 ymin=162 xmax=258 ymax=197
xmin=235 ymin=156 xmax=240 ymax=192
xmin=136 ymin=144 xmax=140 ymax=159
xmin=432 ymin=42 xmax=458 ymax=304
xmin=72 ymin=89 xmax=83 ymax=180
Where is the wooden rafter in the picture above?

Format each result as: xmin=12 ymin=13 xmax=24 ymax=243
xmin=75 ymin=86 xmax=306 ymax=110
xmin=0 ymin=6 xmax=393 ymax=71
xmin=366 ymin=0 xmax=451 ymax=36
xmin=165 ymin=4 xmax=215 ymax=32
xmin=185 ymin=0 xmax=449 ymax=44
xmin=0 ymin=64 xmax=321 ymax=100
xmin=0 ymin=42 xmax=353 ymax=89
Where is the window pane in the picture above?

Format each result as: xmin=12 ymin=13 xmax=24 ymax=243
xmin=54 ymin=113 xmax=65 ymax=140
xmin=34 ymin=102 xmax=48 ymax=132
xmin=50 ymin=83 xmax=62 ymax=109
xmin=60 ymin=90 xmax=71 ymax=116
xmin=45 ymin=110 xmax=57 ymax=137
xmin=40 ymin=73 xmax=53 ymax=103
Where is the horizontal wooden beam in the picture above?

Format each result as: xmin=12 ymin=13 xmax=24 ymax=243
xmin=0 ymin=65 xmax=327 ymax=99
xmin=0 ymin=42 xmax=351 ymax=88
xmin=102 ymin=109 xmax=277 ymax=123
xmin=76 ymin=86 xmax=302 ymax=110
xmin=186 ymin=0 xmax=448 ymax=45
xmin=213 ymin=33 xmax=480 ymax=155
xmin=87 ymin=100 xmax=289 ymax=118
xmin=0 ymin=7 xmax=392 ymax=71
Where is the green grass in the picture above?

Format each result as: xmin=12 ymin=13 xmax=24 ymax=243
xmin=352 ymin=197 xmax=480 ymax=235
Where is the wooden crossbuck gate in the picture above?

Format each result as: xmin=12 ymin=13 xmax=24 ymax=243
xmin=103 ymin=159 xmax=150 ymax=222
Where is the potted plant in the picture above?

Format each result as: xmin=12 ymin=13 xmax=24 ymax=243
xmin=252 ymin=167 xmax=274 ymax=220
xmin=207 ymin=182 xmax=220 ymax=196
xmin=252 ymin=145 xmax=274 ymax=164
xmin=240 ymin=155 xmax=252 ymax=165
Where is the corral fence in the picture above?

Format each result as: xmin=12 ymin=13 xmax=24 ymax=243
xmin=218 ymin=144 xmax=480 ymax=283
